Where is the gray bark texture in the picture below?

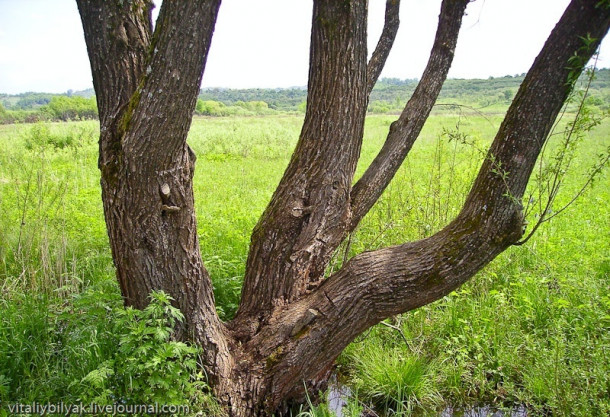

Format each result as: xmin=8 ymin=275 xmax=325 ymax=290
xmin=76 ymin=0 xmax=610 ymax=415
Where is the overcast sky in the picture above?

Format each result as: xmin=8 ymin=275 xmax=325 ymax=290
xmin=0 ymin=0 xmax=609 ymax=94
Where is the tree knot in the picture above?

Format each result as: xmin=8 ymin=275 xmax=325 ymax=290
xmin=290 ymin=308 xmax=320 ymax=337
xmin=161 ymin=204 xmax=181 ymax=213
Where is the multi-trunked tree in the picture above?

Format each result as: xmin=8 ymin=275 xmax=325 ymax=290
xmin=75 ymin=0 xmax=609 ymax=415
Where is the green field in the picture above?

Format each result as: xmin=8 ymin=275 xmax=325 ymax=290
xmin=0 ymin=112 xmax=608 ymax=415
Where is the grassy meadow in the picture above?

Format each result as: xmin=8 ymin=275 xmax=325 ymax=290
xmin=0 ymin=110 xmax=608 ymax=415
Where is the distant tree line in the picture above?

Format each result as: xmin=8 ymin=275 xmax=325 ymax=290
xmin=198 ymin=87 xmax=307 ymax=111
xmin=195 ymin=99 xmax=278 ymax=116
xmin=1 ymin=69 xmax=608 ymax=124
xmin=198 ymin=69 xmax=609 ymax=115
xmin=0 ymin=94 xmax=98 ymax=124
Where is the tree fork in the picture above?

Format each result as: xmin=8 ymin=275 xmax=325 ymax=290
xmin=233 ymin=0 xmax=469 ymax=343
xmin=76 ymin=0 xmax=610 ymax=415
xmin=221 ymin=0 xmax=610 ymax=413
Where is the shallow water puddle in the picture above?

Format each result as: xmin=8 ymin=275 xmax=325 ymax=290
xmin=327 ymin=381 xmax=351 ymax=417
xmin=327 ymin=379 xmax=528 ymax=417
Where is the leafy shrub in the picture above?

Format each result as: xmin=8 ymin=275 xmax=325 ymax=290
xmin=235 ymin=100 xmax=270 ymax=113
xmin=0 ymin=287 xmax=218 ymax=414
xmin=196 ymin=99 xmax=230 ymax=116
xmin=195 ymin=99 xmax=275 ymax=116
xmin=24 ymin=122 xmax=95 ymax=150
xmin=77 ymin=291 xmax=203 ymax=406
xmin=0 ymin=102 xmax=10 ymax=124
xmin=24 ymin=123 xmax=71 ymax=149
xmin=41 ymin=96 xmax=98 ymax=121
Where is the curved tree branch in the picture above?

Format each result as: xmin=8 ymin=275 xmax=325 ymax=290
xmin=367 ymin=0 xmax=401 ymax=95
xmin=350 ymin=0 xmax=470 ymax=230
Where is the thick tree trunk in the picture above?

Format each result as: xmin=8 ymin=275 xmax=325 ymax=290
xmin=76 ymin=0 xmax=232 ymax=385
xmin=233 ymin=0 xmax=369 ymax=335
xmin=76 ymin=0 xmax=610 ymax=415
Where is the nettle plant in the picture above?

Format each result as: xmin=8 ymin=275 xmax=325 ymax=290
xmin=79 ymin=291 xmax=204 ymax=406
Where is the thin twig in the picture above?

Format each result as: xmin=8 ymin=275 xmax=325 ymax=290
xmin=378 ymin=320 xmax=410 ymax=348
xmin=516 ymin=55 xmax=603 ymax=246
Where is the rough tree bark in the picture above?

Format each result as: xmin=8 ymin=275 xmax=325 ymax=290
xmin=76 ymin=0 xmax=232 ymax=387
xmin=76 ymin=0 xmax=610 ymax=415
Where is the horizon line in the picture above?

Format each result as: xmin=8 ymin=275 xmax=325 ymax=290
xmin=2 ymin=68 xmax=609 ymax=96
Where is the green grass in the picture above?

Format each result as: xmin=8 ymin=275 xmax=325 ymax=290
xmin=336 ymin=113 xmax=610 ymax=415
xmin=0 ymin=112 xmax=608 ymax=416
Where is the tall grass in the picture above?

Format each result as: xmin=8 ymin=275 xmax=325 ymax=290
xmin=0 ymin=122 xmax=108 ymax=297
xmin=0 ymin=113 xmax=608 ymax=415
xmin=0 ymin=122 xmax=222 ymax=414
